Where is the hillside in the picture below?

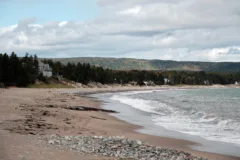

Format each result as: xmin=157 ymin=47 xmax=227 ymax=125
xmin=49 ymin=57 xmax=240 ymax=72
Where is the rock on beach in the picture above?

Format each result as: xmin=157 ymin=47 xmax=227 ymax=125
xmin=43 ymin=135 xmax=207 ymax=160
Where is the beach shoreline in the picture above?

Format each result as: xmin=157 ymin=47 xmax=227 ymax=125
xmin=0 ymin=87 xmax=239 ymax=160
xmin=91 ymin=90 xmax=240 ymax=157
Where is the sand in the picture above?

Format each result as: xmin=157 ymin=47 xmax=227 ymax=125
xmin=0 ymin=87 xmax=239 ymax=160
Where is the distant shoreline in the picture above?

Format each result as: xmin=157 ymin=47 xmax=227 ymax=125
xmin=61 ymin=84 xmax=240 ymax=95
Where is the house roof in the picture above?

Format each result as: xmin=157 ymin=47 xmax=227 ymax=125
xmin=38 ymin=60 xmax=52 ymax=71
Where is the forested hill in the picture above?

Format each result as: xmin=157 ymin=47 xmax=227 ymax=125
xmin=49 ymin=57 xmax=240 ymax=72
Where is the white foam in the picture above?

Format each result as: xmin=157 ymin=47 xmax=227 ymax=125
xmin=111 ymin=95 xmax=158 ymax=114
xmin=152 ymin=111 xmax=240 ymax=146
xmin=111 ymin=93 xmax=240 ymax=146
xmin=119 ymin=90 xmax=158 ymax=96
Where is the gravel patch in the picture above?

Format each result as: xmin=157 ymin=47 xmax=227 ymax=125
xmin=42 ymin=135 xmax=207 ymax=160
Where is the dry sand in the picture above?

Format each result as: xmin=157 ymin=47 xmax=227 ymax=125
xmin=0 ymin=87 xmax=239 ymax=160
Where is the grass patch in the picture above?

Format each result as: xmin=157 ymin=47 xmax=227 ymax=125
xmin=28 ymin=83 xmax=74 ymax=88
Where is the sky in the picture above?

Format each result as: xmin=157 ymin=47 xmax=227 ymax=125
xmin=0 ymin=0 xmax=240 ymax=62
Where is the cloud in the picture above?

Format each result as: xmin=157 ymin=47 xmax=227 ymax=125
xmin=119 ymin=6 xmax=142 ymax=16
xmin=0 ymin=0 xmax=240 ymax=61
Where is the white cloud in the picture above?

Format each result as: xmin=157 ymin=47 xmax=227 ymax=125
xmin=0 ymin=0 xmax=240 ymax=61
xmin=119 ymin=6 xmax=142 ymax=16
xmin=123 ymin=47 xmax=240 ymax=62
xmin=58 ymin=21 xmax=68 ymax=27
xmin=0 ymin=24 xmax=17 ymax=35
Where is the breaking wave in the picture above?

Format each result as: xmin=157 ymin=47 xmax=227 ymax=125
xmin=111 ymin=91 xmax=240 ymax=146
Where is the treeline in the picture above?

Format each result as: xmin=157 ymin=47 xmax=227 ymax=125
xmin=0 ymin=52 xmax=239 ymax=87
xmin=162 ymin=71 xmax=240 ymax=85
xmin=0 ymin=52 xmax=38 ymax=87
xmin=42 ymin=60 xmax=165 ymax=85
xmin=43 ymin=60 xmax=240 ymax=85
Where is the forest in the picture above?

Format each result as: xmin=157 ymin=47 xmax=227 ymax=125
xmin=43 ymin=59 xmax=240 ymax=86
xmin=0 ymin=52 xmax=239 ymax=87
xmin=0 ymin=52 xmax=38 ymax=87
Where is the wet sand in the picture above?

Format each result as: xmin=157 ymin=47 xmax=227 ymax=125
xmin=0 ymin=87 xmax=239 ymax=160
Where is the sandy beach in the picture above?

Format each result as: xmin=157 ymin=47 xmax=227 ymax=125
xmin=0 ymin=87 xmax=239 ymax=160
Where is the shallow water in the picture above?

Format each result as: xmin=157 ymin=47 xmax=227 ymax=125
xmin=91 ymin=88 xmax=240 ymax=157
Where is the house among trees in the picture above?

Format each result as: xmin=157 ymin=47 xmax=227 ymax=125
xmin=38 ymin=61 xmax=52 ymax=77
xmin=164 ymin=78 xmax=170 ymax=85
xmin=204 ymin=80 xmax=210 ymax=85
xmin=143 ymin=81 xmax=155 ymax=86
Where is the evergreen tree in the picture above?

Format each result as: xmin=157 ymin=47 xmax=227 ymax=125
xmin=0 ymin=52 xmax=39 ymax=87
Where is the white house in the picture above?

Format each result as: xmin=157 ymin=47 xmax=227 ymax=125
xmin=143 ymin=81 xmax=155 ymax=86
xmin=204 ymin=80 xmax=210 ymax=85
xmin=164 ymin=78 xmax=170 ymax=85
xmin=38 ymin=61 xmax=52 ymax=77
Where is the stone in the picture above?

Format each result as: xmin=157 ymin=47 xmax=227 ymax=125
xmin=136 ymin=140 xmax=142 ymax=145
xmin=48 ymin=140 xmax=55 ymax=145
xmin=64 ymin=136 xmax=71 ymax=141
xmin=171 ymin=156 xmax=177 ymax=160
xmin=42 ymin=135 xmax=207 ymax=160
xmin=176 ymin=156 xmax=185 ymax=160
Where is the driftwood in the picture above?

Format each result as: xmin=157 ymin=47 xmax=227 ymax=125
xmin=91 ymin=116 xmax=106 ymax=120
xmin=65 ymin=106 xmax=118 ymax=113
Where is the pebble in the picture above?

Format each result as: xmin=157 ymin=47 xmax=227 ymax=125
xmin=136 ymin=140 xmax=142 ymax=145
xmin=177 ymin=156 xmax=185 ymax=160
xmin=48 ymin=140 xmax=55 ymax=145
xmin=42 ymin=135 xmax=208 ymax=160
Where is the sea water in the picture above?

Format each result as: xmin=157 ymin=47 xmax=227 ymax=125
xmin=91 ymin=88 xmax=240 ymax=156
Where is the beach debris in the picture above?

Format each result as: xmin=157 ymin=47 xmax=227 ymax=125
xmin=3 ymin=117 xmax=58 ymax=135
xmin=40 ymin=110 xmax=51 ymax=116
xmin=60 ymin=99 xmax=67 ymax=102
xmin=91 ymin=116 xmax=106 ymax=120
xmin=19 ymin=104 xmax=60 ymax=109
xmin=2 ymin=112 xmax=58 ymax=135
xmin=63 ymin=118 xmax=72 ymax=124
xmin=45 ymin=104 xmax=58 ymax=108
xmin=65 ymin=106 xmax=118 ymax=113
xmin=43 ymin=135 xmax=207 ymax=160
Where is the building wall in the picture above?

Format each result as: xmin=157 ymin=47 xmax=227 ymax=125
xmin=38 ymin=63 xmax=53 ymax=77
xmin=42 ymin=71 xmax=52 ymax=77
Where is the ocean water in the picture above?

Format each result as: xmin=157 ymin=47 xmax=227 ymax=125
xmin=109 ymin=88 xmax=240 ymax=146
